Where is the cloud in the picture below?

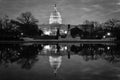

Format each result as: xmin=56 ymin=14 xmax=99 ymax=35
xmin=80 ymin=0 xmax=94 ymax=3
xmin=0 ymin=0 xmax=119 ymax=24
xmin=81 ymin=7 xmax=92 ymax=12
xmin=117 ymin=2 xmax=120 ymax=5
xmin=92 ymin=4 xmax=103 ymax=9
xmin=55 ymin=0 xmax=66 ymax=5
xmin=117 ymin=0 xmax=120 ymax=5
xmin=106 ymin=9 xmax=120 ymax=16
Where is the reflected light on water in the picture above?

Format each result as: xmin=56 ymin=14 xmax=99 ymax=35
xmin=60 ymin=46 xmax=67 ymax=51
xmin=107 ymin=46 xmax=110 ymax=50
xmin=49 ymin=56 xmax=62 ymax=74
xmin=0 ymin=43 xmax=120 ymax=80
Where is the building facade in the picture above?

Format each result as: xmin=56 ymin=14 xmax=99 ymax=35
xmin=38 ymin=4 xmax=68 ymax=36
xmin=49 ymin=4 xmax=62 ymax=24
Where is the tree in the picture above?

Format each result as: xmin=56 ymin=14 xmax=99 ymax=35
xmin=103 ymin=19 xmax=120 ymax=40
xmin=0 ymin=15 xmax=22 ymax=40
xmin=38 ymin=29 xmax=43 ymax=36
xmin=104 ymin=18 xmax=120 ymax=29
xmin=16 ymin=12 xmax=39 ymax=36
xmin=82 ymin=20 xmax=96 ymax=38
xmin=70 ymin=26 xmax=83 ymax=38
xmin=0 ymin=15 xmax=10 ymax=30
xmin=17 ymin=12 xmax=38 ymax=25
xmin=83 ymin=20 xmax=95 ymax=31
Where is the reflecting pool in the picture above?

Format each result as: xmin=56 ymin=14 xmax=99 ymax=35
xmin=0 ymin=43 xmax=120 ymax=80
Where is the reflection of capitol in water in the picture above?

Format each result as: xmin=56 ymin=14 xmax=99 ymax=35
xmin=0 ymin=43 xmax=120 ymax=76
xmin=40 ymin=43 xmax=120 ymax=74
xmin=0 ymin=44 xmax=120 ymax=80
xmin=42 ymin=44 xmax=67 ymax=54
xmin=42 ymin=44 xmax=66 ymax=75
xmin=0 ymin=43 xmax=119 ymax=72
xmin=49 ymin=56 xmax=62 ymax=74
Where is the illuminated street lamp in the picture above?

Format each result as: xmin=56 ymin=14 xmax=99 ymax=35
xmin=44 ymin=30 xmax=51 ymax=35
xmin=107 ymin=32 xmax=111 ymax=36
xmin=44 ymin=45 xmax=51 ymax=50
xmin=21 ymin=33 xmax=23 ymax=35
xmin=107 ymin=46 xmax=110 ymax=50
xmin=103 ymin=36 xmax=106 ymax=38
xmin=64 ymin=31 xmax=67 ymax=34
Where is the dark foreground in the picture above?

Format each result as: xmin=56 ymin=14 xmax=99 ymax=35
xmin=0 ymin=42 xmax=120 ymax=80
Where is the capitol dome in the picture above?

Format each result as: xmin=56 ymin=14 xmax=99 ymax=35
xmin=49 ymin=4 xmax=62 ymax=24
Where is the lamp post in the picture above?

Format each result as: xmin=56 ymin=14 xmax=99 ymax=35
xmin=107 ymin=32 xmax=111 ymax=36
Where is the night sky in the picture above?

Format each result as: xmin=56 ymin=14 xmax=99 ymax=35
xmin=0 ymin=0 xmax=120 ymax=24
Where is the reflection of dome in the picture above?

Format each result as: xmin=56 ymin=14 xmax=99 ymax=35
xmin=49 ymin=56 xmax=62 ymax=74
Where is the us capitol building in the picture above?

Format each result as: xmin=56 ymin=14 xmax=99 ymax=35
xmin=38 ymin=4 xmax=76 ymax=36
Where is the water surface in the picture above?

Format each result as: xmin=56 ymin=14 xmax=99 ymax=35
xmin=0 ymin=43 xmax=120 ymax=80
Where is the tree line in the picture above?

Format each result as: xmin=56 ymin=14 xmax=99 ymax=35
xmin=0 ymin=12 xmax=43 ymax=40
xmin=0 ymin=12 xmax=120 ymax=40
xmin=0 ymin=43 xmax=120 ymax=69
xmin=70 ymin=19 xmax=120 ymax=40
